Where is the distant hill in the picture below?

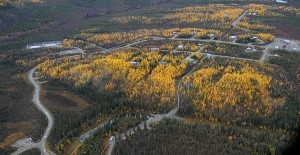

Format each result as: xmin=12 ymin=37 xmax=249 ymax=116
xmin=0 ymin=0 xmax=44 ymax=7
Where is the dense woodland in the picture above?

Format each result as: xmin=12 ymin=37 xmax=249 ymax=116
xmin=38 ymin=49 xmax=191 ymax=153
xmin=179 ymin=57 xmax=300 ymax=133
xmin=113 ymin=118 xmax=290 ymax=155
xmin=77 ymin=113 xmax=147 ymax=155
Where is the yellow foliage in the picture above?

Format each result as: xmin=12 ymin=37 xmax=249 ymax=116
xmin=256 ymin=33 xmax=275 ymax=43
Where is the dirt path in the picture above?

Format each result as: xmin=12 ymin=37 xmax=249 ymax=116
xmin=231 ymin=10 xmax=249 ymax=27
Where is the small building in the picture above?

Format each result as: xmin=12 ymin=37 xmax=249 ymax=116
xmin=249 ymin=12 xmax=257 ymax=15
xmin=246 ymin=47 xmax=253 ymax=51
xmin=252 ymin=36 xmax=258 ymax=40
xmin=230 ymin=36 xmax=237 ymax=39
xmin=178 ymin=45 xmax=184 ymax=49
xmin=206 ymin=54 xmax=212 ymax=59
xmin=149 ymin=48 xmax=160 ymax=52
xmin=283 ymin=40 xmax=291 ymax=44
xmin=130 ymin=61 xmax=139 ymax=66
xmin=193 ymin=30 xmax=198 ymax=35
xmin=160 ymin=62 xmax=168 ymax=65
xmin=27 ymin=45 xmax=42 ymax=49
xmin=198 ymin=43 xmax=203 ymax=47
xmin=224 ymin=13 xmax=230 ymax=17
xmin=43 ymin=41 xmax=61 ymax=47
xmin=173 ymin=31 xmax=178 ymax=34
xmin=188 ymin=58 xmax=196 ymax=63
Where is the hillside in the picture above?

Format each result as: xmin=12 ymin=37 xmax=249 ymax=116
xmin=0 ymin=0 xmax=44 ymax=7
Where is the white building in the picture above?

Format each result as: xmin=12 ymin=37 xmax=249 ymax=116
xmin=149 ymin=48 xmax=160 ymax=52
xmin=26 ymin=41 xmax=62 ymax=49
xmin=283 ymin=40 xmax=291 ymax=44
xmin=230 ymin=36 xmax=237 ymax=39
xmin=178 ymin=45 xmax=184 ymax=49
xmin=276 ymin=0 xmax=287 ymax=4
xmin=27 ymin=45 xmax=42 ymax=49
xmin=43 ymin=41 xmax=61 ymax=47
xmin=130 ymin=61 xmax=139 ymax=65
xmin=246 ymin=47 xmax=253 ymax=51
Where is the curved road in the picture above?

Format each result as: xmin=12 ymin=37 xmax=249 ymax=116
xmin=11 ymin=67 xmax=55 ymax=155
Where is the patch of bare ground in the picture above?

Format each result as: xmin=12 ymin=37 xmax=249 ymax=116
xmin=41 ymin=90 xmax=88 ymax=112
xmin=267 ymin=19 xmax=300 ymax=40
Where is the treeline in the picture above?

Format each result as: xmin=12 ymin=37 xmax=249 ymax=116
xmin=113 ymin=118 xmax=291 ymax=155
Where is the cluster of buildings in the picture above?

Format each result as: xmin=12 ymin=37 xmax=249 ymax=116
xmin=26 ymin=41 xmax=62 ymax=49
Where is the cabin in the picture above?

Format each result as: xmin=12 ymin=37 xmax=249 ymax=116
xmin=206 ymin=54 xmax=212 ymax=59
xmin=130 ymin=61 xmax=139 ymax=66
xmin=230 ymin=36 xmax=237 ymax=39
xmin=246 ymin=47 xmax=253 ymax=51
xmin=149 ymin=48 xmax=160 ymax=52
xmin=160 ymin=62 xmax=168 ymax=66
xmin=178 ymin=45 xmax=184 ymax=49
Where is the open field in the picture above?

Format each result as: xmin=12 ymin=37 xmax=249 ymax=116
xmin=41 ymin=90 xmax=89 ymax=112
